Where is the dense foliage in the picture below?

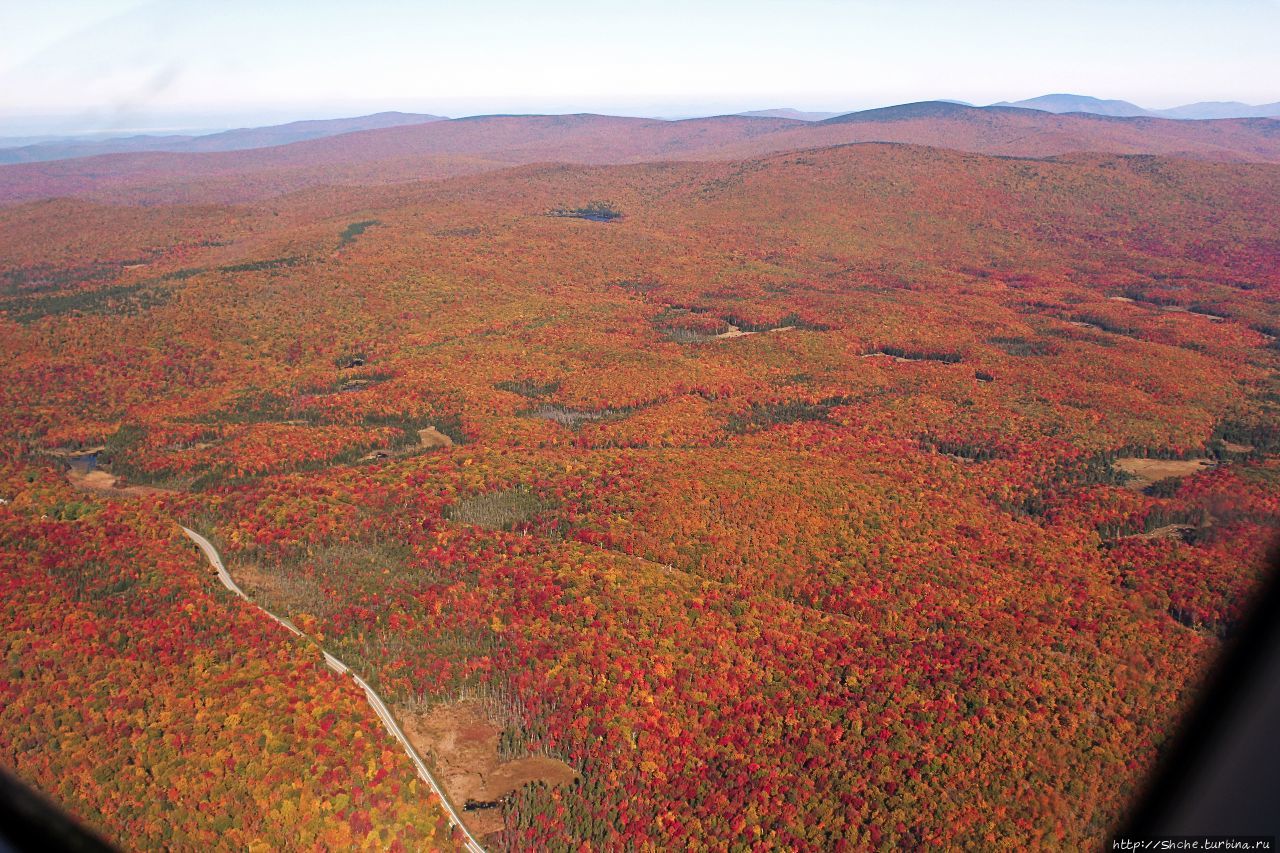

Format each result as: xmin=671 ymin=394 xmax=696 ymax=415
xmin=1 ymin=135 xmax=1278 ymax=849
xmin=0 ymin=465 xmax=456 ymax=849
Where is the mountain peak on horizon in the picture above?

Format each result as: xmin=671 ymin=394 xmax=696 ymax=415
xmin=1156 ymin=100 xmax=1280 ymax=120
xmin=818 ymin=100 xmax=1010 ymax=125
xmin=993 ymin=94 xmax=1154 ymax=117
xmin=992 ymin=93 xmax=1280 ymax=121
xmin=736 ymin=108 xmax=842 ymax=122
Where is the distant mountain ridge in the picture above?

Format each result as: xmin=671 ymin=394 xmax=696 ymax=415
xmin=818 ymin=101 xmax=1032 ymax=124
xmin=737 ymin=108 xmax=842 ymax=122
xmin=0 ymin=112 xmax=447 ymax=165
xmin=1157 ymin=101 xmax=1280 ymax=120
xmin=993 ymin=94 xmax=1154 ymax=117
xmin=994 ymin=93 xmax=1280 ymax=120
xmin=736 ymin=96 xmax=1280 ymax=123
xmin=3 ymin=102 xmax=1279 ymax=205
xmin=6 ymin=97 xmax=1278 ymax=168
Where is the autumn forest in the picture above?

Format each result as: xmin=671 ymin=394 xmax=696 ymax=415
xmin=2 ymin=102 xmax=1279 ymax=850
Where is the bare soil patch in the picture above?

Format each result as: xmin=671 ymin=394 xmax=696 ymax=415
xmin=714 ymin=323 xmax=754 ymax=339
xmin=1114 ymin=457 xmax=1214 ymax=491
xmin=713 ymin=323 xmax=796 ymax=340
xmin=401 ymin=700 xmax=577 ymax=839
xmin=361 ymin=425 xmax=455 ymax=461
xmin=418 ymin=426 xmax=455 ymax=449
xmin=66 ymin=467 xmax=171 ymax=497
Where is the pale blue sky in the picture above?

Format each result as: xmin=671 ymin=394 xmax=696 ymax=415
xmin=2 ymin=0 xmax=1278 ymax=134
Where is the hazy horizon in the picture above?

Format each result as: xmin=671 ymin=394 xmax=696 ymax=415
xmin=3 ymin=0 xmax=1278 ymax=137
xmin=7 ymin=93 xmax=1280 ymax=141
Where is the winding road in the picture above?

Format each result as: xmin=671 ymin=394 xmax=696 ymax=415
xmin=180 ymin=526 xmax=485 ymax=853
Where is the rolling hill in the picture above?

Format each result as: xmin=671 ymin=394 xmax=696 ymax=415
xmin=0 ymin=111 xmax=447 ymax=165
xmin=0 ymin=104 xmax=1277 ymax=206
xmin=2 ymin=137 xmax=1278 ymax=848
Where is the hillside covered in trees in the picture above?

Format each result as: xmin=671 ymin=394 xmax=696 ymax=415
xmin=1 ymin=114 xmax=1279 ymax=848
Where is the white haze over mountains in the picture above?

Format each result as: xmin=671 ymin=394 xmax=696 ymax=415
xmin=991 ymin=94 xmax=1280 ymax=120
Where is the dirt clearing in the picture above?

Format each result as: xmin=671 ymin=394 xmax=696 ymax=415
xmin=715 ymin=323 xmax=754 ymax=339
xmin=418 ymin=426 xmax=455 ymax=449
xmin=401 ymin=700 xmax=577 ymax=839
xmin=1114 ymin=457 xmax=1214 ymax=491
xmin=360 ymin=425 xmax=454 ymax=461
xmin=66 ymin=467 xmax=170 ymax=497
